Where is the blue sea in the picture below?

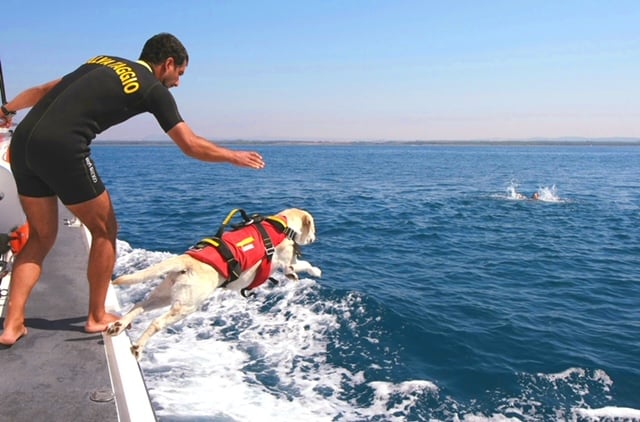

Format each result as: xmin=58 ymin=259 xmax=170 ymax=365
xmin=93 ymin=143 xmax=640 ymax=422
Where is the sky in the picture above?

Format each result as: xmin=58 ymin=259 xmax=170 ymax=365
xmin=3 ymin=0 xmax=639 ymax=141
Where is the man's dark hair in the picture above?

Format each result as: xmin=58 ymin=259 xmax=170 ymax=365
xmin=139 ymin=33 xmax=189 ymax=66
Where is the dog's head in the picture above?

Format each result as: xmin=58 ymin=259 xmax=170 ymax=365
xmin=277 ymin=208 xmax=316 ymax=245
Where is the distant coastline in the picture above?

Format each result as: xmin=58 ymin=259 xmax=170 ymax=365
xmin=93 ymin=137 xmax=640 ymax=147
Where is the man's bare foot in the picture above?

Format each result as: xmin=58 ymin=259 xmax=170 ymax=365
xmin=85 ymin=312 xmax=120 ymax=333
xmin=0 ymin=325 xmax=28 ymax=346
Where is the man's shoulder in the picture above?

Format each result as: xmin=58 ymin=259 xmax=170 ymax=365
xmin=84 ymin=56 xmax=151 ymax=74
xmin=85 ymin=55 xmax=134 ymax=66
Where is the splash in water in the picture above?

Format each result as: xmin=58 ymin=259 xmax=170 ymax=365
xmin=501 ymin=181 xmax=564 ymax=202
xmin=534 ymin=185 xmax=563 ymax=202
xmin=505 ymin=180 xmax=528 ymax=200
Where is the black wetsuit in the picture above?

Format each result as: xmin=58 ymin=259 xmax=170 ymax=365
xmin=10 ymin=56 xmax=183 ymax=205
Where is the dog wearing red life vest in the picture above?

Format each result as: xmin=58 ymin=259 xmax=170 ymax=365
xmin=107 ymin=208 xmax=321 ymax=360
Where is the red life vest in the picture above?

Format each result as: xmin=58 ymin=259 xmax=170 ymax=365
xmin=185 ymin=217 xmax=290 ymax=292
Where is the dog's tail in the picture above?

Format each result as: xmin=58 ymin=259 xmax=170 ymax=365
xmin=112 ymin=256 xmax=186 ymax=286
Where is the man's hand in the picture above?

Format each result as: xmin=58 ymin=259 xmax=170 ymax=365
xmin=232 ymin=151 xmax=265 ymax=169
xmin=0 ymin=116 xmax=12 ymax=128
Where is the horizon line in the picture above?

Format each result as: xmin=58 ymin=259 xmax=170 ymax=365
xmin=94 ymin=136 xmax=640 ymax=146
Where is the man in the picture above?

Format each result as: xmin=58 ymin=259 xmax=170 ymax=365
xmin=0 ymin=33 xmax=265 ymax=346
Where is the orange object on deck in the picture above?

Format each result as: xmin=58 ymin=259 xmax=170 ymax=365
xmin=9 ymin=223 xmax=29 ymax=254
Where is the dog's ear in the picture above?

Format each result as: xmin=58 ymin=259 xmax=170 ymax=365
xmin=299 ymin=212 xmax=315 ymax=244
xmin=302 ymin=214 xmax=310 ymax=234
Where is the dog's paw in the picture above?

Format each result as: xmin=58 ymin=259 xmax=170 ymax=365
xmin=130 ymin=344 xmax=142 ymax=360
xmin=308 ymin=266 xmax=322 ymax=278
xmin=107 ymin=321 xmax=124 ymax=336
xmin=285 ymin=270 xmax=299 ymax=281
xmin=107 ymin=320 xmax=132 ymax=336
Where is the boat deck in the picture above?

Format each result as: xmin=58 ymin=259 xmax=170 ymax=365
xmin=0 ymin=205 xmax=155 ymax=421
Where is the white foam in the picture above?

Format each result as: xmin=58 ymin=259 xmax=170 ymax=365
xmin=113 ymin=241 xmax=636 ymax=421
xmin=459 ymin=414 xmax=522 ymax=422
xmin=113 ymin=240 xmax=438 ymax=421
xmin=368 ymin=380 xmax=438 ymax=421
xmin=574 ymin=406 xmax=640 ymax=420
xmin=542 ymin=367 xmax=587 ymax=382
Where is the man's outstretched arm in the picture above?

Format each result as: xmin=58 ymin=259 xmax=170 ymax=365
xmin=167 ymin=122 xmax=265 ymax=169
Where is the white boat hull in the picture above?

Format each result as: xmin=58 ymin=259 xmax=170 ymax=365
xmin=0 ymin=134 xmax=25 ymax=233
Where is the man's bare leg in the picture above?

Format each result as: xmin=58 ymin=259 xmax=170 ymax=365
xmin=0 ymin=195 xmax=59 ymax=346
xmin=67 ymin=190 xmax=120 ymax=333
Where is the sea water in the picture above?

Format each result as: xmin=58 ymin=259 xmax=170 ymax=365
xmin=92 ymin=143 xmax=640 ymax=421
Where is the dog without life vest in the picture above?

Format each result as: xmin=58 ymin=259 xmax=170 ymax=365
xmin=107 ymin=208 xmax=321 ymax=360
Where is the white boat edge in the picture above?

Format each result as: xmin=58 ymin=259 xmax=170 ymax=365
xmin=81 ymin=226 xmax=157 ymax=422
